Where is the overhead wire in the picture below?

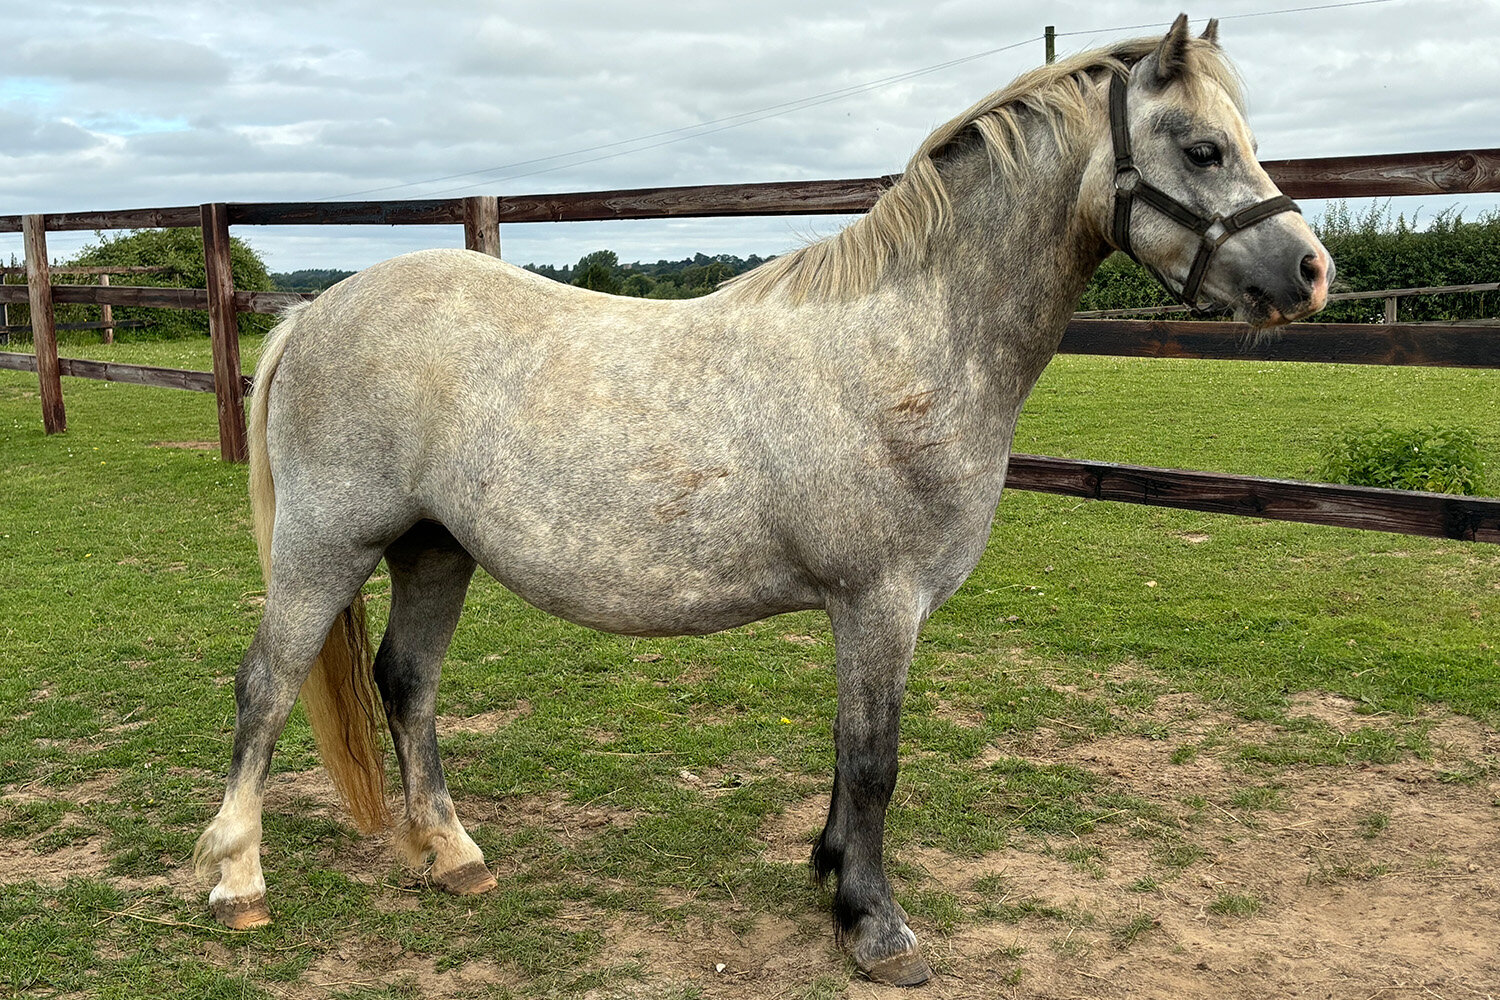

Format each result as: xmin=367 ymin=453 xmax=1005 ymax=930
xmin=320 ymin=36 xmax=1042 ymax=200
xmin=322 ymin=0 xmax=1404 ymax=202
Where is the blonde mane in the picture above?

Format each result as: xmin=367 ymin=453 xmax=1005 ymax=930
xmin=721 ymin=35 xmax=1243 ymax=304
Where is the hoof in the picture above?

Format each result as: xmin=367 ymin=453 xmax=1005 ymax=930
xmin=863 ymin=949 xmax=933 ymax=987
xmin=434 ymin=861 xmax=497 ymax=896
xmin=211 ymin=894 xmax=271 ymax=930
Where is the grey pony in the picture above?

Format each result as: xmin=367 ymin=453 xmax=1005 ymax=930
xmin=196 ymin=16 xmax=1331 ymax=985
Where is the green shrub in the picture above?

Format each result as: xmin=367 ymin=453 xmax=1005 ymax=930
xmin=1313 ymin=203 xmax=1500 ymax=324
xmin=1076 ymin=201 xmax=1500 ymax=322
xmin=1319 ymin=424 xmax=1486 ymax=495
xmin=4 ymin=228 xmax=276 ymax=344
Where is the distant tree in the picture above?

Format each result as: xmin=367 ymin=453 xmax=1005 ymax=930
xmin=572 ymin=250 xmax=622 ymax=294
xmin=525 ymin=263 xmax=572 ymax=283
xmin=699 ymin=260 xmax=735 ymax=289
xmin=620 ymin=272 xmax=655 ymax=297
xmin=521 ymin=250 xmax=772 ymax=299
xmin=271 ymin=269 xmax=356 ymax=292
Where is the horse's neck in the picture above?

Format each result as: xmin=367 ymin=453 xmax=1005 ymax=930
xmin=875 ymin=124 xmax=1104 ymax=418
xmin=938 ymin=133 xmax=1100 ymax=370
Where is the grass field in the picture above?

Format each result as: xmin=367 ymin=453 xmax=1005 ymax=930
xmin=2 ymin=336 xmax=1498 ymax=999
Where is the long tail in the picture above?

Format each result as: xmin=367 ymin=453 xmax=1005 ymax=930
xmin=250 ymin=307 xmax=391 ymax=834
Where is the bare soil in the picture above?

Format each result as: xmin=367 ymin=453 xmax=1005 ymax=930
xmin=571 ymin=690 xmax=1500 ymax=999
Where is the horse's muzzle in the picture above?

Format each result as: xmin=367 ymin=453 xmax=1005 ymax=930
xmin=1243 ymin=244 xmax=1334 ymax=327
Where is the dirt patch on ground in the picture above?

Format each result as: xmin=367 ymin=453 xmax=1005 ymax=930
xmin=1287 ymin=690 xmax=1370 ymax=730
xmin=474 ymin=790 xmax=641 ymax=849
xmin=582 ymin=905 xmax=839 ymax=998
xmin=757 ymin=793 xmax=827 ymax=866
xmin=245 ymin=949 xmax=521 ymax=1000
xmin=568 ymin=691 xmax=1500 ymax=999
xmin=435 ymin=699 xmax=533 ymax=736
xmin=7 ymin=691 xmax=1498 ymax=998
xmin=0 ymin=773 xmax=122 ymax=886
xmin=0 ymin=829 xmax=116 ymax=886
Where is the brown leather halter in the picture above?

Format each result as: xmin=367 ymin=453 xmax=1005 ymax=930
xmin=1109 ymin=70 xmax=1301 ymax=313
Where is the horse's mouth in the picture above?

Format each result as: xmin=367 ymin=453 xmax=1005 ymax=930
xmin=1235 ymin=287 xmax=1319 ymax=329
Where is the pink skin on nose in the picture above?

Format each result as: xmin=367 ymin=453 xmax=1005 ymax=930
xmin=1305 ymin=247 xmax=1332 ymax=313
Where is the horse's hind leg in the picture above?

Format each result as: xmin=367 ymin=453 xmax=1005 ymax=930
xmin=195 ymin=541 xmax=384 ymax=928
xmin=814 ymin=586 xmax=931 ymax=986
xmin=375 ymin=522 xmax=494 ymax=895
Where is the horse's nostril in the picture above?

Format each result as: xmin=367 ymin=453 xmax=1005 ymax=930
xmin=1300 ymin=253 xmax=1323 ymax=287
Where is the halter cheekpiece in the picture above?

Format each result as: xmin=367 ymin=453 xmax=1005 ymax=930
xmin=1108 ymin=69 xmax=1300 ymax=314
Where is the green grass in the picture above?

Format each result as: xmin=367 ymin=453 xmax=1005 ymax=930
xmin=1 ymin=338 xmax=1498 ymax=996
xmin=1207 ymin=892 xmax=1262 ymax=917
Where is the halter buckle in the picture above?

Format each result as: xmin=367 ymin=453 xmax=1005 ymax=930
xmin=1114 ymin=166 xmax=1141 ymax=196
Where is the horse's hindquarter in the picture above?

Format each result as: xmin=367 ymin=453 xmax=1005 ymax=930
xmin=270 ymin=251 xmax=1017 ymax=636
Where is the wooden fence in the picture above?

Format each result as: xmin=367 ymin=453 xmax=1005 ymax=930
xmin=1 ymin=147 xmax=1498 ymax=544
xmin=0 ymin=265 xmax=168 ymax=344
xmin=1075 ymin=280 xmax=1500 ymax=321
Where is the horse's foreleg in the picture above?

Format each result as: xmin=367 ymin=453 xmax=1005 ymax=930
xmin=814 ymin=588 xmax=931 ymax=986
xmin=376 ymin=524 xmax=493 ymax=895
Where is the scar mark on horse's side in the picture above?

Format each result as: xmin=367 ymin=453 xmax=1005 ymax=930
xmin=889 ymin=390 xmax=937 ymax=418
xmin=884 ymin=437 xmax=956 ymax=465
xmin=654 ymin=466 xmax=732 ymax=522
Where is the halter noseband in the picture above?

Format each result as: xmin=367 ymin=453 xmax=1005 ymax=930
xmin=1108 ymin=69 xmax=1300 ymax=314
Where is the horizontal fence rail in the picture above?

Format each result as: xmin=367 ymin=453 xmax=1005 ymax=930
xmin=1058 ymin=319 xmax=1500 ymax=368
xmin=1006 ymin=455 xmax=1500 ymax=544
xmin=3 ymin=146 xmax=1498 ymax=542
xmin=3 ymin=149 xmax=1497 ymax=233
xmin=0 ymin=351 xmax=226 ymax=392
xmin=0 ymin=283 xmax=315 ymax=313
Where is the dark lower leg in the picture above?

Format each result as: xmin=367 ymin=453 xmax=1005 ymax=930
xmin=374 ymin=523 xmax=491 ymax=892
xmin=814 ymin=589 xmax=930 ymax=985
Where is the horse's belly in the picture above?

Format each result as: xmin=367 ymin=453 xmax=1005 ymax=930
xmin=477 ymin=541 xmax=817 ymax=637
xmin=437 ymin=476 xmax=819 ymax=637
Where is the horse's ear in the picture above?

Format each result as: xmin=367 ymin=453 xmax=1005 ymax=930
xmin=1200 ymin=18 xmax=1221 ymax=46
xmin=1152 ymin=13 xmax=1193 ymax=86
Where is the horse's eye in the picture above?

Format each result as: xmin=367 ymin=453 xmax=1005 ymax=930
xmin=1185 ymin=143 xmax=1222 ymax=168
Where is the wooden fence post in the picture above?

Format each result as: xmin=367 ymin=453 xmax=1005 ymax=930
xmin=463 ymin=196 xmax=501 ymax=257
xmin=1384 ymin=296 xmax=1398 ymax=324
xmin=100 ymin=273 xmax=114 ymax=344
xmin=200 ymin=203 xmax=248 ymax=463
xmin=23 ymin=214 xmax=65 ymax=434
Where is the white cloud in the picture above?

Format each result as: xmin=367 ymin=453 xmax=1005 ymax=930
xmin=13 ymin=33 xmax=229 ymax=85
xmin=1 ymin=0 xmax=1496 ymax=271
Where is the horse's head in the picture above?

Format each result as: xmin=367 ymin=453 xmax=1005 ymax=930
xmin=1086 ymin=15 xmax=1332 ymax=327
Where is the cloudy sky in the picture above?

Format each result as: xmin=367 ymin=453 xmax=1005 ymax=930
xmin=1 ymin=0 xmax=1495 ymax=273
